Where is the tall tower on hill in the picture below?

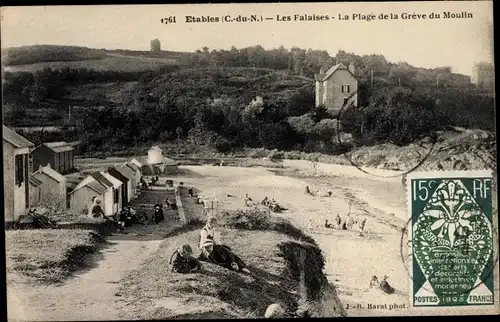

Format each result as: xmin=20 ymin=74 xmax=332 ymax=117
xmin=150 ymin=39 xmax=161 ymax=52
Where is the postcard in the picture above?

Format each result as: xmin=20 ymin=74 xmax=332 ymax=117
xmin=2 ymin=1 xmax=497 ymax=319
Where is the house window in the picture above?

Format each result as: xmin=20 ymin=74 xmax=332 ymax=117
xmin=341 ymin=85 xmax=350 ymax=94
xmin=15 ymin=154 xmax=25 ymax=186
xmin=114 ymin=189 xmax=119 ymax=203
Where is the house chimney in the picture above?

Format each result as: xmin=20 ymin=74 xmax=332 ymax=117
xmin=348 ymin=62 xmax=355 ymax=74
xmin=319 ymin=67 xmax=325 ymax=74
xmin=46 ymin=163 xmax=51 ymax=169
xmin=39 ymin=165 xmax=43 ymax=172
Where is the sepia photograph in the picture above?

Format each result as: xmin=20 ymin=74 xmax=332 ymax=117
xmin=2 ymin=1 xmax=497 ymax=320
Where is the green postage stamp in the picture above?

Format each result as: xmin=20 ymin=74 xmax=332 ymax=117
xmin=407 ymin=170 xmax=495 ymax=307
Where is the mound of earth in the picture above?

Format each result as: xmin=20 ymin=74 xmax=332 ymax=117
xmin=116 ymin=227 xmax=345 ymax=319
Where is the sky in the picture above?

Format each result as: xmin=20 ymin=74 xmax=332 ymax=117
xmin=1 ymin=2 xmax=494 ymax=76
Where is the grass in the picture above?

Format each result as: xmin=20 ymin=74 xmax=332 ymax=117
xmin=117 ymin=210 xmax=346 ymax=319
xmin=6 ymin=229 xmax=103 ymax=285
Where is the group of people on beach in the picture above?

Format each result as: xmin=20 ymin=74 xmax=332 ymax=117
xmin=308 ymin=213 xmax=367 ymax=235
xmin=169 ymin=216 xmax=250 ymax=274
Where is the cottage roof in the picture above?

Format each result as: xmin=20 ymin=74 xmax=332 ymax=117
xmin=33 ymin=165 xmax=66 ymax=183
xmin=315 ymin=63 xmax=355 ymax=82
xmin=100 ymin=171 xmax=122 ymax=189
xmin=115 ymin=164 xmax=135 ymax=179
xmin=3 ymin=125 xmax=34 ymax=148
xmin=29 ymin=175 xmax=43 ymax=187
xmin=125 ymin=162 xmax=141 ymax=173
xmin=128 ymin=158 xmax=144 ymax=168
xmin=89 ymin=171 xmax=114 ymax=188
xmin=108 ymin=166 xmax=130 ymax=183
xmin=70 ymin=179 xmax=107 ymax=195
xmin=44 ymin=141 xmax=75 ymax=153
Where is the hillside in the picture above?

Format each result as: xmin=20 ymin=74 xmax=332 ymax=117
xmin=1 ymin=45 xmax=187 ymax=73
xmin=124 ymin=67 xmax=311 ymax=108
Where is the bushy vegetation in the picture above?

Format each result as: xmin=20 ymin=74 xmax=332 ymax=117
xmin=2 ymin=45 xmax=494 ymax=155
xmin=217 ymin=208 xmax=318 ymax=246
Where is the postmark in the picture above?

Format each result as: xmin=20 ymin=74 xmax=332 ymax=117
xmin=405 ymin=170 xmax=496 ymax=307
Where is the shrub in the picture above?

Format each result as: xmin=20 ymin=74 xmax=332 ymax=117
xmin=283 ymin=150 xmax=303 ymax=160
xmin=268 ymin=149 xmax=284 ymax=161
xmin=218 ymin=208 xmax=272 ymax=230
xmin=247 ymin=148 xmax=269 ymax=159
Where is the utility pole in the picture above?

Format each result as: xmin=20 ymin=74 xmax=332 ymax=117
xmin=370 ymin=69 xmax=374 ymax=89
xmin=436 ymin=74 xmax=440 ymax=87
xmin=398 ymin=77 xmax=401 ymax=86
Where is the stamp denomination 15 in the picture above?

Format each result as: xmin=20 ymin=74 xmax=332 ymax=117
xmin=407 ymin=171 xmax=495 ymax=307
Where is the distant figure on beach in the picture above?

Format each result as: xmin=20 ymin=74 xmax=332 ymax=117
xmin=335 ymin=214 xmax=342 ymax=229
xmin=307 ymin=218 xmax=313 ymax=231
xmin=369 ymin=276 xmax=379 ymax=288
xmin=245 ymin=193 xmax=253 ymax=207
xmin=324 ymin=219 xmax=333 ymax=229
xmin=305 ymin=186 xmax=312 ymax=195
xmin=358 ymin=218 xmax=367 ymax=235
xmin=379 ymin=275 xmax=395 ymax=294
xmin=345 ymin=214 xmax=353 ymax=230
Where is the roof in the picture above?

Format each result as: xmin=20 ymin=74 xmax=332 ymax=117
xmin=33 ymin=165 xmax=66 ymax=183
xmin=125 ymin=162 xmax=141 ymax=173
xmin=149 ymin=145 xmax=163 ymax=152
xmin=29 ymin=175 xmax=43 ymax=187
xmin=3 ymin=125 xmax=34 ymax=148
xmin=315 ymin=63 xmax=356 ymax=82
xmin=128 ymin=158 xmax=144 ymax=168
xmin=116 ymin=164 xmax=136 ymax=179
xmin=100 ymin=171 xmax=122 ymax=189
xmin=108 ymin=166 xmax=129 ymax=183
xmin=89 ymin=171 xmax=114 ymax=188
xmin=43 ymin=141 xmax=75 ymax=153
xmin=70 ymin=179 xmax=107 ymax=195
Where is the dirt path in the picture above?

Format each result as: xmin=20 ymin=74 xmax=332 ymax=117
xmin=7 ymin=235 xmax=163 ymax=321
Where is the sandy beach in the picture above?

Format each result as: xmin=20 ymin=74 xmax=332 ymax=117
xmin=171 ymin=161 xmax=498 ymax=316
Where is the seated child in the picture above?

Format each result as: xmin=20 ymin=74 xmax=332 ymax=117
xmin=169 ymin=244 xmax=202 ymax=274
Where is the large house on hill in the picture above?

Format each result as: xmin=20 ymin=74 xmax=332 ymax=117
xmin=315 ymin=62 xmax=358 ymax=116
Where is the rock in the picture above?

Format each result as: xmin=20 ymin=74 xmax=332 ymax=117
xmin=264 ymin=303 xmax=285 ymax=318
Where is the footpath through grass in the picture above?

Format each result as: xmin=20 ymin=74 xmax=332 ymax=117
xmin=6 ymin=229 xmax=103 ymax=285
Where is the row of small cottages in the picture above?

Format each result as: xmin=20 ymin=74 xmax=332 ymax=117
xmin=3 ymin=125 xmax=144 ymax=222
xmin=68 ymin=160 xmax=143 ymax=216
